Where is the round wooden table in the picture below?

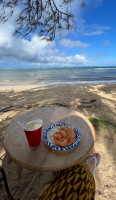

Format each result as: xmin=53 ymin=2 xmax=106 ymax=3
xmin=4 ymin=106 xmax=96 ymax=172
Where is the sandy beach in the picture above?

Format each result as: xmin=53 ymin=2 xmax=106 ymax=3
xmin=0 ymin=83 xmax=116 ymax=200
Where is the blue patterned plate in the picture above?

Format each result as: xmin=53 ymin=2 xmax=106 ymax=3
xmin=43 ymin=122 xmax=81 ymax=151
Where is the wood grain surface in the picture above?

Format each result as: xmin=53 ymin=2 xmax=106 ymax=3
xmin=4 ymin=106 xmax=96 ymax=171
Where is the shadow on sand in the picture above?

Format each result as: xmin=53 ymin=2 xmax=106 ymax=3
xmin=0 ymin=83 xmax=116 ymax=199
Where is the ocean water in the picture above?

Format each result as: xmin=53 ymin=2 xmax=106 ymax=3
xmin=0 ymin=66 xmax=116 ymax=86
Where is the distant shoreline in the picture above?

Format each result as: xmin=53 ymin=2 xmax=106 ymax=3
xmin=0 ymin=80 xmax=116 ymax=87
xmin=0 ymin=82 xmax=116 ymax=92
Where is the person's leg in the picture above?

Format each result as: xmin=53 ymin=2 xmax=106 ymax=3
xmin=86 ymin=153 xmax=101 ymax=176
xmin=39 ymin=153 xmax=101 ymax=200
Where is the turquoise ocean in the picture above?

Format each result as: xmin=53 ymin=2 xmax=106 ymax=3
xmin=0 ymin=66 xmax=116 ymax=86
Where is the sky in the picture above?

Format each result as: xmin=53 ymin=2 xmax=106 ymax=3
xmin=0 ymin=0 xmax=116 ymax=68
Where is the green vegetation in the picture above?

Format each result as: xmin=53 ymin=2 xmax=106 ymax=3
xmin=90 ymin=118 xmax=116 ymax=132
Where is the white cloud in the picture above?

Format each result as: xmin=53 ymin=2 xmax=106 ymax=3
xmin=82 ymin=25 xmax=110 ymax=36
xmin=97 ymin=26 xmax=110 ymax=30
xmin=0 ymin=23 xmax=57 ymax=61
xmin=0 ymin=23 xmax=88 ymax=67
xmin=47 ymin=54 xmax=88 ymax=65
xmin=88 ymin=58 xmax=116 ymax=66
xmin=60 ymin=39 xmax=90 ymax=48
xmin=84 ymin=30 xmax=104 ymax=36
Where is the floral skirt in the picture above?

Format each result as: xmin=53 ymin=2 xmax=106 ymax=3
xmin=39 ymin=164 xmax=95 ymax=200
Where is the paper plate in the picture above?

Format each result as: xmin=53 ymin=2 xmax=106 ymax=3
xmin=43 ymin=122 xmax=81 ymax=151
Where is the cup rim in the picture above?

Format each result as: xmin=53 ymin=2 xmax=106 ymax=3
xmin=23 ymin=118 xmax=43 ymax=131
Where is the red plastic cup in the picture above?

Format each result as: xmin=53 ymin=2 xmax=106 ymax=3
xmin=23 ymin=119 xmax=43 ymax=147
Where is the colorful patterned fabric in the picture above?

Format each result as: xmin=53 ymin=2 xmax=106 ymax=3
xmin=39 ymin=164 xmax=95 ymax=200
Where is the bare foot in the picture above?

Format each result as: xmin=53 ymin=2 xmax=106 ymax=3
xmin=86 ymin=153 xmax=101 ymax=175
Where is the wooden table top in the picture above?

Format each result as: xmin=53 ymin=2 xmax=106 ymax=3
xmin=4 ymin=106 xmax=96 ymax=172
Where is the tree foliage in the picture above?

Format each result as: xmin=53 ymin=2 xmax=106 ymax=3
xmin=0 ymin=0 xmax=86 ymax=40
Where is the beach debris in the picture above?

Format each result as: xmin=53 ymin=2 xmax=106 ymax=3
xmin=0 ymin=105 xmax=14 ymax=112
xmin=78 ymin=105 xmax=92 ymax=108
xmin=54 ymin=103 xmax=69 ymax=107
xmin=78 ymin=98 xmax=97 ymax=108
xmin=24 ymin=104 xmax=32 ymax=109
xmin=90 ymin=99 xmax=96 ymax=103
xmin=81 ymin=99 xmax=96 ymax=104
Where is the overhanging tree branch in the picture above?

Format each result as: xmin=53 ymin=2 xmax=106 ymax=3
xmin=0 ymin=0 xmax=86 ymax=40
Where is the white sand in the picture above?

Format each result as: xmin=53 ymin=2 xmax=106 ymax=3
xmin=0 ymin=83 xmax=116 ymax=200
